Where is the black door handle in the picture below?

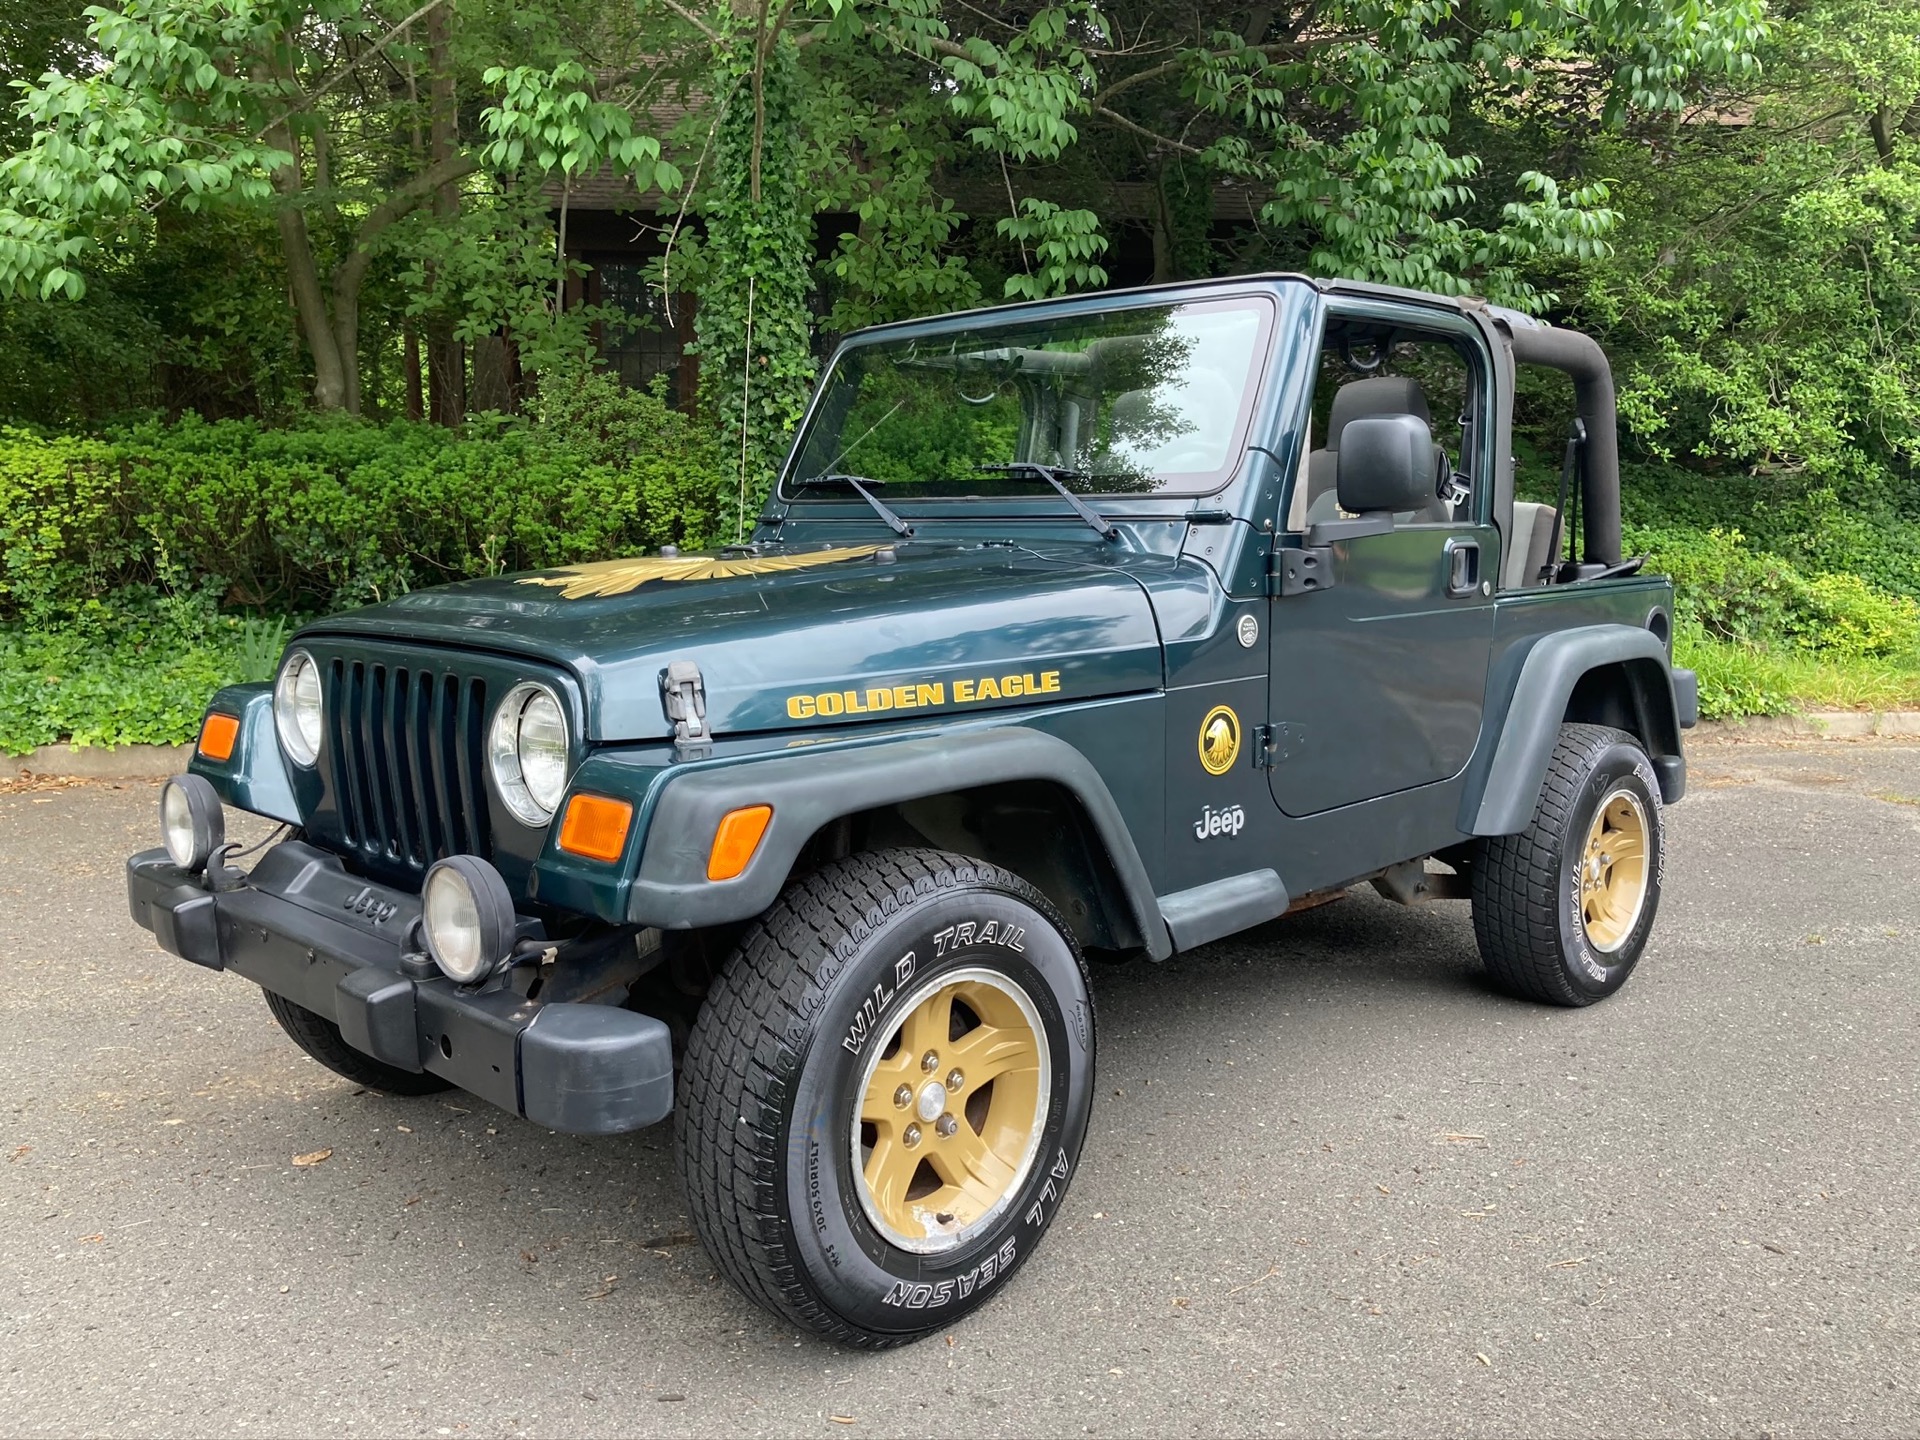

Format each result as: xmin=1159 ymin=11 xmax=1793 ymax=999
xmin=1445 ymin=538 xmax=1480 ymax=597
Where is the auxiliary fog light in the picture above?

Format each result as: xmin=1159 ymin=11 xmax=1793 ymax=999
xmin=421 ymin=855 xmax=517 ymax=984
xmin=160 ymin=774 xmax=225 ymax=872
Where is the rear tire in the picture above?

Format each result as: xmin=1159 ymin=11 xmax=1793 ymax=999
xmin=1470 ymin=723 xmax=1665 ymax=1006
xmin=263 ymin=991 xmax=452 ymax=1095
xmin=677 ymin=848 xmax=1095 ymax=1348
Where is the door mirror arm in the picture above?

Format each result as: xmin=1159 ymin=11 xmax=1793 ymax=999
xmin=1305 ymin=513 xmax=1395 ymax=548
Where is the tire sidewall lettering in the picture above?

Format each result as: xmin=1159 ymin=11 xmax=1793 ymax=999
xmin=779 ymin=883 xmax=1092 ymax=1336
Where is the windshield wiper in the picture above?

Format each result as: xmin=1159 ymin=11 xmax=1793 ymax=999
xmin=793 ymin=473 xmax=913 ymax=538
xmin=974 ymin=463 xmax=1118 ymax=541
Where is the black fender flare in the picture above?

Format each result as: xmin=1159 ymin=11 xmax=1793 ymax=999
xmin=626 ymin=726 xmax=1173 ymax=959
xmin=1461 ymin=625 xmax=1687 ymax=837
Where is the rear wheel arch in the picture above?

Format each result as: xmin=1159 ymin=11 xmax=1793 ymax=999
xmin=1464 ymin=625 xmax=1687 ymax=837
xmin=1564 ymin=657 xmax=1683 ymax=770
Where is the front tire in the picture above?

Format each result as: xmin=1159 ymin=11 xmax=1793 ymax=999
xmin=1470 ymin=723 xmax=1666 ymax=1006
xmin=263 ymin=991 xmax=452 ymax=1095
xmin=677 ymin=849 xmax=1095 ymax=1347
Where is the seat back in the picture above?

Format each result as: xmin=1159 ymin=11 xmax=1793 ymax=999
xmin=1504 ymin=501 xmax=1561 ymax=588
xmin=1299 ymin=377 xmax=1436 ymax=527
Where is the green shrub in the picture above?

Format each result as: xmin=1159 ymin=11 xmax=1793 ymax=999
xmin=1626 ymin=524 xmax=1802 ymax=646
xmin=0 ymin=601 xmax=287 ymax=754
xmin=0 ymin=391 xmax=732 ymax=622
xmin=1789 ymin=573 xmax=1920 ymax=661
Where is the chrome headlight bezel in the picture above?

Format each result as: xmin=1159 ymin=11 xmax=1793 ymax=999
xmin=273 ymin=649 xmax=323 ymax=768
xmin=488 ymin=681 xmax=570 ymax=825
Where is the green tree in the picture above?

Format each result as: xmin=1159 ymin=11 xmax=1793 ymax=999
xmin=0 ymin=0 xmax=678 ymax=414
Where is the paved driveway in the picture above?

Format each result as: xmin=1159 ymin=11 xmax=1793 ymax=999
xmin=2 ymin=738 xmax=1916 ymax=1438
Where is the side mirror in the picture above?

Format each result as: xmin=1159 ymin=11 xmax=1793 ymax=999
xmin=1336 ymin=413 xmax=1437 ymax=515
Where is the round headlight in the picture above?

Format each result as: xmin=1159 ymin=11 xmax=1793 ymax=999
xmin=421 ymin=856 xmax=516 ymax=984
xmin=160 ymin=773 xmax=225 ymax=871
xmin=274 ymin=650 xmax=323 ymax=767
xmin=488 ymin=683 xmax=570 ymax=824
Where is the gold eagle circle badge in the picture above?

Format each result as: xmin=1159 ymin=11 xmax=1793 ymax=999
xmin=1198 ymin=705 xmax=1241 ymax=776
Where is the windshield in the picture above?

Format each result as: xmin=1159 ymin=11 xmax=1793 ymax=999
xmin=784 ymin=295 xmax=1274 ymax=500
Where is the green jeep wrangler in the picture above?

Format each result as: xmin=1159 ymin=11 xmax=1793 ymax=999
xmin=128 ymin=274 xmax=1696 ymax=1347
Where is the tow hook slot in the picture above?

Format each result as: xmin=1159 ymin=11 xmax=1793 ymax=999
xmin=662 ymin=659 xmax=711 ymax=760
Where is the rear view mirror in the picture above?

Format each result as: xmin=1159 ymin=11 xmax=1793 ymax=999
xmin=1336 ymin=413 xmax=1437 ymax=515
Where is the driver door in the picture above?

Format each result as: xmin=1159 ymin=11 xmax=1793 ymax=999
xmin=1266 ymin=305 xmax=1498 ymax=819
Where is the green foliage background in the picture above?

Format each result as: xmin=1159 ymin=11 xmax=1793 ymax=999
xmin=1 ymin=0 xmax=1918 ymax=745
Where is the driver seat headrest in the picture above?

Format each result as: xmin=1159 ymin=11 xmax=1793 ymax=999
xmin=1325 ymin=376 xmax=1432 ymax=449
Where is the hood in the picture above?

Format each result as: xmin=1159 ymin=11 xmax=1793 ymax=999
xmin=301 ymin=542 xmax=1164 ymax=741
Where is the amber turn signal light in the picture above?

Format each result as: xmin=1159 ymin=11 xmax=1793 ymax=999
xmin=557 ymin=793 xmax=634 ymax=863
xmin=197 ymin=712 xmax=240 ymax=762
xmin=707 ymin=804 xmax=773 ymax=882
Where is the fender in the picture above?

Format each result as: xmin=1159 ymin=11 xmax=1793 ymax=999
xmin=186 ymin=684 xmax=301 ymax=825
xmin=1462 ymin=624 xmax=1686 ymax=837
xmin=626 ymin=726 xmax=1172 ymax=958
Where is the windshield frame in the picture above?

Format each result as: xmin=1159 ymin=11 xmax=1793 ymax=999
xmin=777 ymin=288 xmax=1281 ymax=506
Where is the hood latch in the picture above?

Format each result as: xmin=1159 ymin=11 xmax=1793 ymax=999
xmin=661 ymin=659 xmax=711 ymax=760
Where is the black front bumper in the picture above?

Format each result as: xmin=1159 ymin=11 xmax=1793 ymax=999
xmin=127 ymin=842 xmax=673 ymax=1135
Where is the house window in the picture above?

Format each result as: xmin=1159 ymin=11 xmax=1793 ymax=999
xmin=591 ymin=258 xmax=693 ymax=406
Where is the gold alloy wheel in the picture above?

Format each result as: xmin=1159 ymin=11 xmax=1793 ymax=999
xmin=850 ymin=967 xmax=1050 ymax=1254
xmin=1580 ymin=787 xmax=1651 ymax=952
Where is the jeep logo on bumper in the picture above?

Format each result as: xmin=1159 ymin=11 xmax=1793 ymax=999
xmin=343 ymin=887 xmax=398 ymax=925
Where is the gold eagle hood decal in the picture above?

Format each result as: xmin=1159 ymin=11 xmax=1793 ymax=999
xmin=517 ymin=545 xmax=886 ymax=600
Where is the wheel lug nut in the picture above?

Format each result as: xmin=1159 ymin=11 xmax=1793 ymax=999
xmin=946 ymin=1069 xmax=964 ymax=1092
xmin=893 ymin=1085 xmax=912 ymax=1109
xmin=920 ymin=1050 xmax=940 ymax=1073
xmin=935 ymin=1114 xmax=958 ymax=1138
xmin=903 ymin=1124 xmax=922 ymax=1147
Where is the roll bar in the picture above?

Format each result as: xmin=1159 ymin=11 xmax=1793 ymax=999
xmin=1494 ymin=315 xmax=1622 ymax=568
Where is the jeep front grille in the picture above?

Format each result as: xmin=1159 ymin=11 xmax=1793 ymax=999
xmin=322 ymin=658 xmax=492 ymax=870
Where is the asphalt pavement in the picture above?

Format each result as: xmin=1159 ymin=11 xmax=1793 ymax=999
xmin=2 ymin=737 xmax=1916 ymax=1439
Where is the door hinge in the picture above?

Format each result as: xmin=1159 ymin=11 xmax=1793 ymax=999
xmin=1268 ymin=545 xmax=1335 ymax=597
xmin=1253 ymin=722 xmax=1299 ymax=769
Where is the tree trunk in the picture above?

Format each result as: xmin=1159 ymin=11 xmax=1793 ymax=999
xmin=264 ymin=102 xmax=350 ymax=411
xmin=1869 ymin=104 xmax=1896 ymax=163
xmin=425 ymin=3 xmax=464 ymax=427
xmin=404 ymin=325 xmax=423 ymax=421
xmin=1150 ymin=161 xmax=1175 ymax=284
xmin=274 ymin=188 xmax=349 ymax=411
xmin=470 ymin=334 xmax=513 ymax=412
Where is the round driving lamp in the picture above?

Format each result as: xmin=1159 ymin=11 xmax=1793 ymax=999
xmin=420 ymin=856 xmax=517 ymax=985
xmin=160 ymin=773 xmax=225 ymax=872
xmin=273 ymin=650 xmax=323 ymax=767
xmin=488 ymin=682 xmax=570 ymax=825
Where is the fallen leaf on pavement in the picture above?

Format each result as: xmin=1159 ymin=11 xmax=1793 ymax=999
xmin=1475 ymin=1353 xmax=1492 ymax=1366
xmin=292 ymin=1148 xmax=333 ymax=1167
xmin=830 ymin=1417 xmax=855 ymax=1426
